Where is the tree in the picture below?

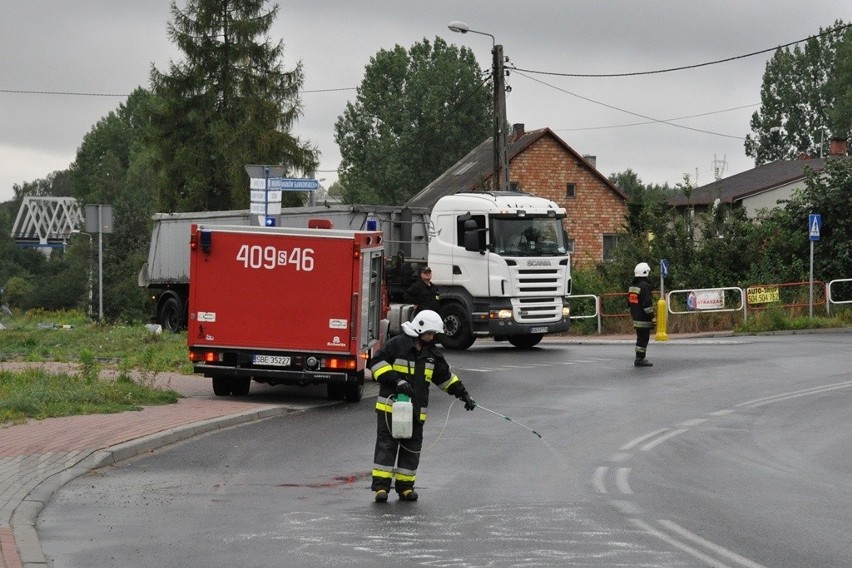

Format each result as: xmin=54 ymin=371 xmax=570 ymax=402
xmin=609 ymin=169 xmax=672 ymax=237
xmin=335 ymin=37 xmax=492 ymax=205
xmin=745 ymin=21 xmax=852 ymax=165
xmin=148 ymin=0 xmax=317 ymax=212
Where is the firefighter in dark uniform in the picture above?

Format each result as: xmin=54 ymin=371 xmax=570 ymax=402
xmin=627 ymin=262 xmax=656 ymax=367
xmin=368 ymin=309 xmax=476 ymax=502
xmin=403 ymin=266 xmax=440 ymax=315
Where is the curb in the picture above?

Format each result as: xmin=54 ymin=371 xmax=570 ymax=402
xmin=9 ymin=404 xmax=295 ymax=568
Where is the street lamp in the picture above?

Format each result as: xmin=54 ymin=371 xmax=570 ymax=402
xmin=448 ymin=20 xmax=510 ymax=191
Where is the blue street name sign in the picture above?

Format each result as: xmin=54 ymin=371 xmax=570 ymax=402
xmin=808 ymin=213 xmax=821 ymax=241
xmin=267 ymin=178 xmax=319 ymax=191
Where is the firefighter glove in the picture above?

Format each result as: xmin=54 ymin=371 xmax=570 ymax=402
xmin=462 ymin=393 xmax=476 ymax=411
xmin=396 ymin=380 xmax=414 ymax=397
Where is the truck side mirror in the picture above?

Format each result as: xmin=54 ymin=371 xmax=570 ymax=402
xmin=463 ymin=220 xmax=481 ymax=253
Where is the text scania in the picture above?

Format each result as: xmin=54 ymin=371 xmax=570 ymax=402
xmin=236 ymin=244 xmax=315 ymax=271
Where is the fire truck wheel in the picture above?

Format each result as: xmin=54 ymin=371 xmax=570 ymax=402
xmin=212 ymin=377 xmax=231 ymax=396
xmin=327 ymin=383 xmax=347 ymax=400
xmin=231 ymin=378 xmax=251 ymax=396
xmin=344 ymin=380 xmax=364 ymax=403
xmin=212 ymin=377 xmax=250 ymax=396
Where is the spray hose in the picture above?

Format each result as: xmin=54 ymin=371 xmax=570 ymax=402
xmin=386 ymin=396 xmax=543 ymax=456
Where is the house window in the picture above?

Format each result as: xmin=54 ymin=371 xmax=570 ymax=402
xmin=602 ymin=234 xmax=621 ymax=261
xmin=509 ymin=181 xmax=520 ymax=192
xmin=566 ymin=239 xmax=575 ymax=254
xmin=566 ymin=183 xmax=576 ymax=199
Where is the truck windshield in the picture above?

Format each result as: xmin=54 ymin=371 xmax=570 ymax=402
xmin=491 ymin=217 xmax=568 ymax=257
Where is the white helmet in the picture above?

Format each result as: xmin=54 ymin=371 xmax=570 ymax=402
xmin=634 ymin=262 xmax=651 ymax=277
xmin=402 ymin=310 xmax=445 ymax=337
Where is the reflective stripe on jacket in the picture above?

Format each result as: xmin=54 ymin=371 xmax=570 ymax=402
xmin=369 ymin=334 xmax=464 ymax=423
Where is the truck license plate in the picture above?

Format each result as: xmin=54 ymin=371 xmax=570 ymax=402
xmin=253 ymin=355 xmax=291 ymax=366
xmin=530 ymin=327 xmax=548 ymax=334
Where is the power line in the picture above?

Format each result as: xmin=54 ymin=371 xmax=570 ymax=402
xmin=512 ymin=22 xmax=852 ymax=78
xmin=554 ymin=103 xmax=759 ymax=132
xmin=514 ymin=70 xmax=745 ymax=140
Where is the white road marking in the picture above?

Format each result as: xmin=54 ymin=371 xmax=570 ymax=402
xmin=615 ymin=467 xmax=633 ymax=494
xmin=630 ymin=518 xmax=733 ymax=568
xmin=708 ymin=409 xmax=735 ymax=417
xmin=640 ymin=428 xmax=688 ymax=451
xmin=592 ymin=466 xmax=608 ymax=494
xmin=658 ymin=520 xmax=769 ymax=568
xmin=609 ymin=499 xmax=641 ymax=516
xmin=679 ymin=418 xmax=708 ymax=427
xmin=620 ymin=428 xmax=669 ymax=451
xmin=608 ymin=452 xmax=631 ymax=463
xmin=736 ymin=380 xmax=852 ymax=409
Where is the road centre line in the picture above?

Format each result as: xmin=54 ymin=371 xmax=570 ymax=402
xmin=708 ymin=409 xmax=735 ymax=417
xmin=609 ymin=499 xmax=641 ymax=516
xmin=640 ymin=429 xmax=689 ymax=451
xmin=615 ymin=467 xmax=633 ymax=494
xmin=657 ymin=520 xmax=768 ymax=568
xmin=620 ymin=428 xmax=669 ymax=451
xmin=736 ymin=380 xmax=852 ymax=409
xmin=630 ymin=518 xmax=734 ymax=568
xmin=593 ymin=466 xmax=608 ymax=494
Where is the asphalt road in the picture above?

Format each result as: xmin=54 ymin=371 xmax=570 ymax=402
xmin=39 ymin=332 xmax=852 ymax=567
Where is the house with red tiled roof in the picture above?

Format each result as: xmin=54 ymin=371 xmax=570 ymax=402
xmin=406 ymin=124 xmax=628 ymax=266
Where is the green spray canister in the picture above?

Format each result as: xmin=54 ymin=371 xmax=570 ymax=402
xmin=391 ymin=394 xmax=413 ymax=439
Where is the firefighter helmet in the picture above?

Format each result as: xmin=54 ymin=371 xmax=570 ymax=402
xmin=634 ymin=262 xmax=651 ymax=277
xmin=402 ymin=309 xmax=445 ymax=337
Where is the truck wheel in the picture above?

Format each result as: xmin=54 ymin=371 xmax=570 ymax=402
xmin=439 ymin=304 xmax=475 ymax=350
xmin=212 ymin=377 xmax=230 ymax=396
xmin=327 ymin=383 xmax=347 ymax=400
xmin=344 ymin=373 xmax=364 ymax=403
xmin=231 ymin=378 xmax=251 ymax=396
xmin=159 ymin=297 xmax=182 ymax=333
xmin=508 ymin=334 xmax=543 ymax=349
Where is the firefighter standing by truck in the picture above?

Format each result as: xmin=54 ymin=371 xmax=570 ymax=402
xmin=627 ymin=262 xmax=656 ymax=367
xmin=368 ymin=310 xmax=476 ymax=502
xmin=403 ymin=266 xmax=440 ymax=315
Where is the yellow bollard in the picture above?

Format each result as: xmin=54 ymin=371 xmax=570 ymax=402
xmin=655 ymin=298 xmax=668 ymax=341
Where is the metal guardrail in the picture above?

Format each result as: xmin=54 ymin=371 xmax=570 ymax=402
xmin=568 ymin=277 xmax=849 ymax=334
xmin=667 ymin=287 xmax=747 ymax=320
xmin=566 ymin=294 xmax=601 ymax=333
xmin=827 ymin=279 xmax=852 ymax=315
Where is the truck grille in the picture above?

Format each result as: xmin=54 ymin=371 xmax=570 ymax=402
xmin=513 ymin=296 xmax=563 ymax=323
xmin=509 ymin=266 xmax=566 ymax=323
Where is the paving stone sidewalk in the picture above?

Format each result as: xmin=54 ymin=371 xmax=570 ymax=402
xmin=0 ymin=369 xmax=304 ymax=568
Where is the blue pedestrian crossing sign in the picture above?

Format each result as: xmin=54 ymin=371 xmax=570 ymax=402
xmin=808 ymin=213 xmax=821 ymax=241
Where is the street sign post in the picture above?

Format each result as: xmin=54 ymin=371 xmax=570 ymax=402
xmin=808 ymin=213 xmax=821 ymax=317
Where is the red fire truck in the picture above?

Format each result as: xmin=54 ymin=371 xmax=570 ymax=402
xmin=186 ymin=223 xmax=387 ymax=402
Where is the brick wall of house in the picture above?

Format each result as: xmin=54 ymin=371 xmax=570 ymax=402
xmin=508 ymin=135 xmax=626 ymax=266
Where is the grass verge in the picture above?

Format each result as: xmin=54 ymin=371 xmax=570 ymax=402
xmin=0 ymin=365 xmax=179 ymax=424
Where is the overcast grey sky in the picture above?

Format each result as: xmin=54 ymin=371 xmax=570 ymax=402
xmin=1 ymin=1 xmax=848 ymax=204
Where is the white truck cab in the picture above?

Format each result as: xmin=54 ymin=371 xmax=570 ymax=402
xmin=425 ymin=191 xmax=572 ymax=349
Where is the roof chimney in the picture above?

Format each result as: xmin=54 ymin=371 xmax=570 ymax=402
xmin=511 ymin=123 xmax=525 ymax=142
xmin=582 ymin=154 xmax=597 ymax=169
xmin=830 ymin=137 xmax=848 ymax=157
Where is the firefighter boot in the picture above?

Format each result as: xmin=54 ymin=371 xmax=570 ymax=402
xmin=399 ymin=488 xmax=419 ymax=501
xmin=374 ymin=489 xmax=389 ymax=503
xmin=634 ymin=358 xmax=653 ymax=367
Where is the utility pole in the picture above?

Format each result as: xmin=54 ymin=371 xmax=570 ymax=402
xmin=493 ymin=44 xmax=510 ymax=191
